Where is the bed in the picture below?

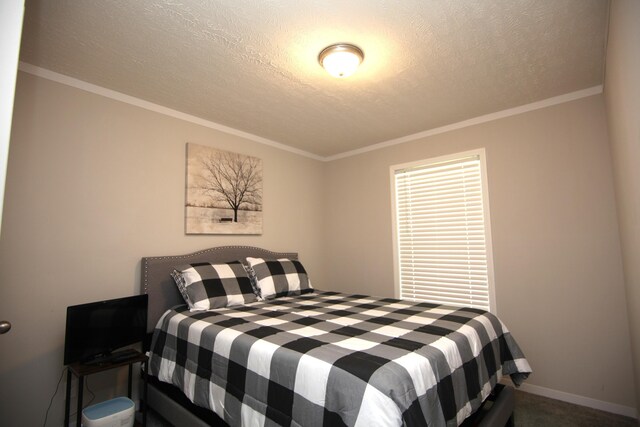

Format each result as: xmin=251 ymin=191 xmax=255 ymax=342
xmin=141 ymin=246 xmax=531 ymax=426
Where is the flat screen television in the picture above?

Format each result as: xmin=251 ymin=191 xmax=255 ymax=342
xmin=64 ymin=294 xmax=148 ymax=365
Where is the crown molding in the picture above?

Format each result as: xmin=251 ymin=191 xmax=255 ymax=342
xmin=19 ymin=62 xmax=602 ymax=163
xmin=325 ymin=85 xmax=603 ymax=161
xmin=18 ymin=62 xmax=325 ymax=161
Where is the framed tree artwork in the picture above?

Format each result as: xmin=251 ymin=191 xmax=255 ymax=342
xmin=185 ymin=143 xmax=263 ymax=234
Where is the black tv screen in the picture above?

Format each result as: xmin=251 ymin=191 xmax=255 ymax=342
xmin=64 ymin=294 xmax=148 ymax=365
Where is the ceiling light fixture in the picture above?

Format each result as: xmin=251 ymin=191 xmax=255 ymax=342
xmin=318 ymin=44 xmax=364 ymax=78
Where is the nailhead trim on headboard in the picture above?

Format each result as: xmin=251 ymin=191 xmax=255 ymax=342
xmin=142 ymin=246 xmax=297 ymax=292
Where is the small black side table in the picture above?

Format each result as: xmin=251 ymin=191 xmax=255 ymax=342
xmin=64 ymin=351 xmax=148 ymax=427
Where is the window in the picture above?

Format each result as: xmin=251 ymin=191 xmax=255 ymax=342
xmin=391 ymin=149 xmax=496 ymax=312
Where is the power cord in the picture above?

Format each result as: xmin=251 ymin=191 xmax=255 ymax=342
xmin=42 ymin=368 xmax=95 ymax=427
xmin=43 ymin=367 xmax=66 ymax=427
xmin=83 ymin=376 xmax=96 ymax=409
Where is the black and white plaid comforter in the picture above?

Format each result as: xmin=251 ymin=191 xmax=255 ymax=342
xmin=148 ymin=291 xmax=531 ymax=427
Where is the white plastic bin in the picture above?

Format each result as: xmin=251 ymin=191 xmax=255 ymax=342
xmin=81 ymin=396 xmax=135 ymax=427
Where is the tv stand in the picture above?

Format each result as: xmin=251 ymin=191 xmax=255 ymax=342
xmin=64 ymin=350 xmax=148 ymax=427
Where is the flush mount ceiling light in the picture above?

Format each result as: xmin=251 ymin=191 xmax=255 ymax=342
xmin=318 ymin=44 xmax=364 ymax=78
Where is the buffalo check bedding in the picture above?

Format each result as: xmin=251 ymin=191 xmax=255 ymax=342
xmin=148 ymin=291 xmax=531 ymax=427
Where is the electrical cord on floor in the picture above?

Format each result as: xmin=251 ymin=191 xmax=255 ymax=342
xmin=42 ymin=368 xmax=95 ymax=427
xmin=43 ymin=367 xmax=66 ymax=427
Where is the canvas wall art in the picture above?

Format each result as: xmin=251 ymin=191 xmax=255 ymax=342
xmin=185 ymin=143 xmax=263 ymax=234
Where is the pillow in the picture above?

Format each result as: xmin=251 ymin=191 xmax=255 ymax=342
xmin=170 ymin=269 xmax=192 ymax=307
xmin=242 ymin=262 xmax=262 ymax=300
xmin=245 ymin=257 xmax=313 ymax=300
xmin=171 ymin=261 xmax=257 ymax=310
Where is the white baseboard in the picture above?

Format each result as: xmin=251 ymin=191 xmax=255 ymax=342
xmin=501 ymin=378 xmax=638 ymax=419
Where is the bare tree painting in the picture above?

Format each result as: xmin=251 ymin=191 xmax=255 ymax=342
xmin=185 ymin=143 xmax=263 ymax=234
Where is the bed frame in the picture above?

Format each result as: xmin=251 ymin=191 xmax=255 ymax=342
xmin=140 ymin=245 xmax=515 ymax=427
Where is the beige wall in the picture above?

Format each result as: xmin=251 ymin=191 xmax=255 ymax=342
xmin=324 ymin=95 xmax=636 ymax=408
xmin=2 ymin=54 xmax=638 ymax=426
xmin=0 ymin=72 xmax=326 ymax=426
xmin=604 ymin=0 xmax=640 ymax=415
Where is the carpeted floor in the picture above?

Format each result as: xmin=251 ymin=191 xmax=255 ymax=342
xmin=513 ymin=391 xmax=636 ymax=426
xmin=142 ymin=390 xmax=637 ymax=426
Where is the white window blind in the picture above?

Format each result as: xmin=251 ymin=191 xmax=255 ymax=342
xmin=393 ymin=152 xmax=495 ymax=312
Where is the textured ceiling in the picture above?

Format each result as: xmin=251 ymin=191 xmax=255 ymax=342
xmin=19 ymin=0 xmax=609 ymax=158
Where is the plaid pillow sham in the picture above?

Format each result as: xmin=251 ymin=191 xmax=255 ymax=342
xmin=170 ymin=269 xmax=192 ymax=307
xmin=242 ymin=262 xmax=262 ymax=299
xmin=171 ymin=261 xmax=257 ymax=310
xmin=245 ymin=257 xmax=313 ymax=300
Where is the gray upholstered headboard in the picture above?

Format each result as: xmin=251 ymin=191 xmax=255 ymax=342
xmin=141 ymin=246 xmax=298 ymax=332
